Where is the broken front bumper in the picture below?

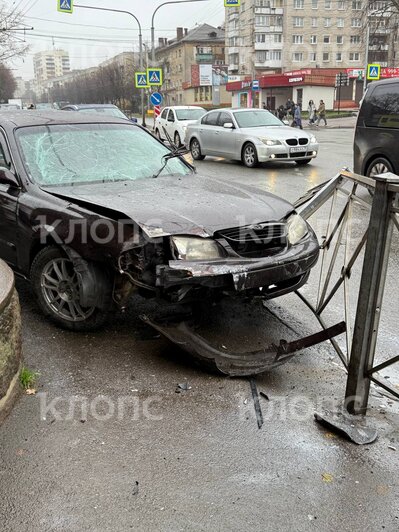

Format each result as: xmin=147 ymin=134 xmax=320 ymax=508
xmin=156 ymin=234 xmax=320 ymax=298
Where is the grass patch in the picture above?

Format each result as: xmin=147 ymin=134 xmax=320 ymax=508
xmin=19 ymin=367 xmax=39 ymax=390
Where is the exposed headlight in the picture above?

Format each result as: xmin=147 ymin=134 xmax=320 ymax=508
xmin=171 ymin=236 xmax=226 ymax=260
xmin=310 ymin=135 xmax=317 ymax=143
xmin=260 ymin=138 xmax=282 ymax=146
xmin=287 ymin=214 xmax=308 ymax=245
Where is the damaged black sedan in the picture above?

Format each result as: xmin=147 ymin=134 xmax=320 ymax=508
xmin=0 ymin=112 xmax=319 ymax=331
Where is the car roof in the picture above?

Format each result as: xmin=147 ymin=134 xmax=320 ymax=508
xmin=368 ymin=78 xmax=399 ymax=87
xmin=63 ymin=104 xmax=119 ymax=109
xmin=0 ymin=110 xmax=132 ymax=131
xmin=164 ymin=106 xmax=205 ymax=110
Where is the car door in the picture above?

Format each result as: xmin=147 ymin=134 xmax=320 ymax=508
xmin=214 ymin=111 xmax=237 ymax=157
xmin=164 ymin=109 xmax=176 ymax=140
xmin=198 ymin=111 xmax=220 ymax=154
xmin=0 ymin=134 xmax=20 ymax=267
xmin=157 ymin=107 xmax=168 ymax=138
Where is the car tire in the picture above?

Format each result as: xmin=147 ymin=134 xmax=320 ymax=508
xmin=190 ymin=138 xmax=205 ymax=160
xmin=30 ymin=246 xmax=109 ymax=331
xmin=242 ymin=143 xmax=258 ymax=168
xmin=295 ymin=159 xmax=312 ymax=166
xmin=366 ymin=157 xmax=394 ymax=178
xmin=174 ymin=132 xmax=181 ymax=147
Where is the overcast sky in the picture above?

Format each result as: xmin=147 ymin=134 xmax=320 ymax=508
xmin=7 ymin=0 xmax=225 ymax=80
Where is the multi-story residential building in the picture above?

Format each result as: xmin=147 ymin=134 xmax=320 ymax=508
xmin=33 ymin=49 xmax=70 ymax=95
xmin=155 ymin=24 xmax=230 ymax=107
xmin=225 ymin=0 xmax=399 ymax=75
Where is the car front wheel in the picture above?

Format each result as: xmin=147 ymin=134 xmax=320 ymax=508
xmin=242 ymin=143 xmax=258 ymax=168
xmin=366 ymin=157 xmax=394 ymax=178
xmin=190 ymin=138 xmax=205 ymax=160
xmin=30 ymin=246 xmax=109 ymax=331
xmin=174 ymin=132 xmax=181 ymax=147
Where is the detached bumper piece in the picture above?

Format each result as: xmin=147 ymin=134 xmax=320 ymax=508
xmin=141 ymin=299 xmax=345 ymax=377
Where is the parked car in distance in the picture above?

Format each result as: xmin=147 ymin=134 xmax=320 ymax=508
xmin=155 ymin=106 xmax=206 ymax=146
xmin=0 ymin=111 xmax=319 ymax=331
xmin=354 ymin=78 xmax=399 ymax=178
xmin=62 ymin=103 xmax=129 ymax=120
xmin=36 ymin=103 xmax=55 ymax=110
xmin=185 ymin=108 xmax=319 ymax=168
xmin=0 ymin=104 xmax=21 ymax=111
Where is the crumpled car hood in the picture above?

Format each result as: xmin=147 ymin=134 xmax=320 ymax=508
xmin=44 ymin=173 xmax=294 ymax=238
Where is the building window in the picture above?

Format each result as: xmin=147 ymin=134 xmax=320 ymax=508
xmin=273 ymin=34 xmax=282 ymax=42
xmin=324 ymin=18 xmax=331 ymax=27
xmin=338 ymin=0 xmax=346 ymax=8
xmin=337 ymin=35 xmax=344 ymax=44
xmin=255 ymin=33 xmax=266 ymax=43
xmin=292 ymin=34 xmax=304 ymax=43
xmin=229 ymin=36 xmax=240 ymax=46
xmin=312 ymin=0 xmax=318 ymax=8
xmin=323 ymin=52 xmax=330 ymax=61
xmin=324 ymin=0 xmax=331 ymax=8
xmin=311 ymin=17 xmax=318 ymax=27
xmin=255 ymin=16 xmax=267 ymax=26
xmin=351 ymin=18 xmax=361 ymax=27
xmin=293 ymin=0 xmax=304 ymax=8
xmin=337 ymin=18 xmax=344 ymax=28
xmin=336 ymin=52 xmax=343 ymax=61
xmin=349 ymin=52 xmax=360 ymax=61
xmin=352 ymin=0 xmax=361 ymax=9
xmin=310 ymin=35 xmax=317 ymax=44
xmin=323 ymin=35 xmax=330 ymax=43
xmin=293 ymin=52 xmax=304 ymax=61
xmin=293 ymin=17 xmax=304 ymax=27
xmin=256 ymin=50 xmax=267 ymax=62
xmin=270 ymin=50 xmax=282 ymax=60
xmin=310 ymin=52 xmax=317 ymax=62
xmin=350 ymin=35 xmax=361 ymax=44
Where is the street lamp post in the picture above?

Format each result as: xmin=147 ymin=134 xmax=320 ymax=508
xmin=151 ymin=0 xmax=210 ymax=64
xmin=74 ymin=4 xmax=146 ymax=126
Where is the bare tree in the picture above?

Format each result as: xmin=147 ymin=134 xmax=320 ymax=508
xmin=0 ymin=1 xmax=29 ymax=62
xmin=0 ymin=63 xmax=16 ymax=101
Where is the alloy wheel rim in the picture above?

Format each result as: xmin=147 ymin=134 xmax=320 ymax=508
xmin=41 ymin=258 xmax=95 ymax=322
xmin=245 ymin=146 xmax=255 ymax=165
xmin=369 ymin=162 xmax=389 ymax=177
xmin=192 ymin=141 xmax=200 ymax=157
xmin=175 ymin=133 xmax=180 ymax=145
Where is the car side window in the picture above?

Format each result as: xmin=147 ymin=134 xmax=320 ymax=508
xmin=202 ymin=112 xmax=219 ymax=126
xmin=161 ymin=108 xmax=168 ymax=119
xmin=218 ymin=112 xmax=233 ymax=127
xmin=364 ymin=84 xmax=399 ymax=129
xmin=0 ymin=141 xmax=9 ymax=169
xmin=167 ymin=109 xmax=175 ymax=122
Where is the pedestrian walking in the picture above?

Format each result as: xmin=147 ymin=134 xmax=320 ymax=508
xmin=277 ymin=104 xmax=286 ymax=121
xmin=308 ymin=100 xmax=316 ymax=124
xmin=293 ymin=103 xmax=303 ymax=129
xmin=316 ymin=99 xmax=327 ymax=126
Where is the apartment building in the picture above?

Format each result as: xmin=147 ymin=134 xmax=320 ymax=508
xmin=33 ymin=49 xmax=70 ymax=95
xmin=225 ymin=0 xmax=398 ymax=75
xmin=155 ymin=24 xmax=230 ymax=107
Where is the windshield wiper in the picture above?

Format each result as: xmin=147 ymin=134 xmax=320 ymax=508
xmin=152 ymin=146 xmax=189 ymax=179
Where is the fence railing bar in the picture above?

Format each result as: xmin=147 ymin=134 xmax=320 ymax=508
xmin=369 ymin=354 xmax=399 ymax=375
xmin=369 ymin=375 xmax=399 ymax=400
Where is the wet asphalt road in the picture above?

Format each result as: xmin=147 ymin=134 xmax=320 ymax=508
xmin=1 ymin=128 xmax=399 ymax=532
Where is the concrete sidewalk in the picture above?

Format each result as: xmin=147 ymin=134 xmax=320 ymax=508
xmin=304 ymin=115 xmax=357 ymax=130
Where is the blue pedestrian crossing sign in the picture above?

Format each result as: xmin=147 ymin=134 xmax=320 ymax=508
xmin=150 ymin=92 xmax=163 ymax=106
xmin=147 ymin=68 xmax=163 ymax=86
xmin=135 ymin=72 xmax=149 ymax=88
xmin=225 ymin=0 xmax=241 ymax=6
xmin=367 ymin=64 xmax=381 ymax=80
xmin=58 ymin=0 xmax=73 ymax=14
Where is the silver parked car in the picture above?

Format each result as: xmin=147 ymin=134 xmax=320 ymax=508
xmin=185 ymin=108 xmax=319 ymax=168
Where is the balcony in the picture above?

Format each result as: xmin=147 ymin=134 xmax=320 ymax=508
xmin=254 ymin=58 xmax=282 ymax=69
xmin=255 ymin=41 xmax=283 ymax=50
xmin=228 ymin=63 xmax=239 ymax=72
xmin=196 ymin=53 xmax=215 ymax=63
xmin=254 ymin=7 xmax=284 ymax=15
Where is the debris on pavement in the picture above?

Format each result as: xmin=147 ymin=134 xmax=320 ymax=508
xmin=314 ymin=408 xmax=378 ymax=445
xmin=322 ymin=473 xmax=334 ymax=483
xmin=175 ymin=382 xmax=192 ymax=393
xmin=249 ymin=378 xmax=264 ymax=430
xmin=260 ymin=391 xmax=270 ymax=401
xmin=132 ymin=481 xmax=139 ymax=496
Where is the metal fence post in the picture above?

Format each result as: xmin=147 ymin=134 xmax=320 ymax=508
xmin=345 ymin=173 xmax=399 ymax=415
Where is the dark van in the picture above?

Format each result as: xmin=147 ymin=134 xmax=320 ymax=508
xmin=354 ymin=78 xmax=399 ymax=177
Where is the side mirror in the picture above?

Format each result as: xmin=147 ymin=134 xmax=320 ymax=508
xmin=0 ymin=167 xmax=19 ymax=188
xmin=223 ymin=122 xmax=234 ymax=129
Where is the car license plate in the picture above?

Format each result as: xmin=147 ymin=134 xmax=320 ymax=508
xmin=290 ymin=146 xmax=305 ymax=153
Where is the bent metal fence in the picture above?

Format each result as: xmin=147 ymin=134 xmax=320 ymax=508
xmin=295 ymin=170 xmax=399 ymax=416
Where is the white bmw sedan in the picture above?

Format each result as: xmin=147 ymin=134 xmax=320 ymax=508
xmin=185 ymin=108 xmax=319 ymax=168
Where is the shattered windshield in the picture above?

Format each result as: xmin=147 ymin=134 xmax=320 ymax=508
xmin=16 ymin=123 xmax=191 ymax=186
